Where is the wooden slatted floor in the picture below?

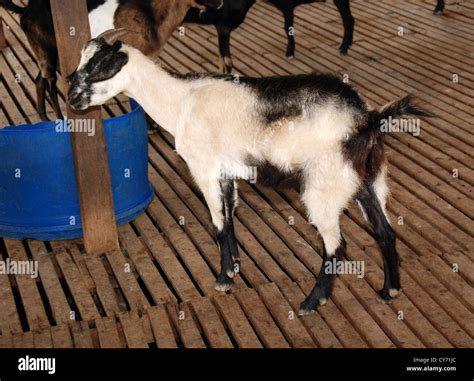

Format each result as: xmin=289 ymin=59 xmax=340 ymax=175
xmin=0 ymin=0 xmax=473 ymax=348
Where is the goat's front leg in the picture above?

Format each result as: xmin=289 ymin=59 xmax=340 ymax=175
xmin=199 ymin=178 xmax=240 ymax=291
xmin=216 ymin=26 xmax=233 ymax=73
xmin=333 ymin=0 xmax=354 ymax=55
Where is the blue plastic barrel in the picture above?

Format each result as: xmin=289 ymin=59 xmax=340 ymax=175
xmin=0 ymin=100 xmax=153 ymax=240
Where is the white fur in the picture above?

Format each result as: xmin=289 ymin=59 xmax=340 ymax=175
xmin=373 ymin=165 xmax=390 ymax=220
xmin=88 ymin=0 xmax=120 ymax=38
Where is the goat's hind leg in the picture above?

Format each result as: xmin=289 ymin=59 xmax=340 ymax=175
xmin=298 ymin=185 xmax=349 ymax=315
xmin=356 ymin=181 xmax=401 ymax=302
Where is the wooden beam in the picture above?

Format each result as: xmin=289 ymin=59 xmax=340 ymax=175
xmin=0 ymin=17 xmax=6 ymax=49
xmin=50 ymin=0 xmax=119 ymax=254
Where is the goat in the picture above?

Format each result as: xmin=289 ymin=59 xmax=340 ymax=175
xmin=68 ymin=30 xmax=432 ymax=314
xmin=270 ymin=0 xmax=353 ymax=57
xmin=184 ymin=0 xmax=352 ymax=74
xmin=0 ymin=0 xmax=223 ymax=121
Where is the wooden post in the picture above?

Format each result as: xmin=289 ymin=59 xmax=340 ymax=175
xmin=0 ymin=17 xmax=6 ymax=49
xmin=50 ymin=0 xmax=119 ymax=254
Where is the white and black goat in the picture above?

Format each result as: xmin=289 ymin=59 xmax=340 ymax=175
xmin=0 ymin=0 xmax=223 ymax=120
xmin=67 ymin=30 xmax=432 ymax=314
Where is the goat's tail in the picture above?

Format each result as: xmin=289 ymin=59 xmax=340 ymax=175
xmin=370 ymin=95 xmax=434 ymax=135
xmin=0 ymin=0 xmax=24 ymax=14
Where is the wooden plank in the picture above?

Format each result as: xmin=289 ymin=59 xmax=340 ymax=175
xmin=0 ymin=250 xmax=23 ymax=334
xmin=256 ymin=283 xmax=315 ymax=348
xmin=118 ymin=311 xmax=149 ymax=348
xmin=0 ymin=16 xmax=6 ymax=49
xmin=27 ymin=240 xmax=71 ymax=325
xmin=147 ymin=305 xmax=178 ymax=348
xmin=278 ymin=281 xmax=345 ymax=348
xmin=234 ymin=288 xmax=289 ymax=348
xmin=213 ymin=294 xmax=263 ymax=348
xmin=119 ymin=224 xmax=175 ymax=305
xmin=13 ymin=331 xmax=34 ymax=348
xmin=84 ymin=254 xmax=122 ymax=316
xmin=133 ymin=213 xmax=201 ymax=302
xmin=146 ymin=197 xmax=217 ymax=296
xmin=51 ymin=324 xmax=74 ymax=348
xmin=33 ymin=328 xmax=53 ymax=348
xmin=50 ymin=0 xmax=119 ymax=254
xmin=190 ymin=297 xmax=233 ymax=348
xmin=70 ymin=320 xmax=94 ymax=348
xmin=95 ymin=317 xmax=123 ymax=348
xmin=3 ymin=239 xmax=50 ymax=331
xmin=341 ymin=217 xmax=473 ymax=348
xmin=166 ymin=303 xmax=206 ymax=348
xmin=0 ymin=332 xmax=13 ymax=348
xmin=54 ymin=247 xmax=100 ymax=321
xmin=104 ymin=249 xmax=150 ymax=312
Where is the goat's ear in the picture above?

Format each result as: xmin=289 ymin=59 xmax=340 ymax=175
xmin=88 ymin=51 xmax=129 ymax=83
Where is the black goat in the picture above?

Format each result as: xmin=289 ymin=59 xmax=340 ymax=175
xmin=184 ymin=0 xmax=353 ymax=73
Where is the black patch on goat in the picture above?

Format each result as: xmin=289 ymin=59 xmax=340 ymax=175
xmin=238 ymin=73 xmax=366 ymax=125
xmin=248 ymin=160 xmax=302 ymax=190
xmin=166 ymin=70 xmax=234 ymax=82
xmin=83 ymin=40 xmax=129 ymax=83
xmin=169 ymin=71 xmax=366 ymax=126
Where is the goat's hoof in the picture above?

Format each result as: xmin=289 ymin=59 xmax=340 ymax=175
xmin=378 ymin=288 xmax=402 ymax=303
xmin=287 ymin=55 xmax=295 ymax=60
xmin=215 ymin=274 xmax=234 ymax=292
xmin=339 ymin=48 xmax=349 ymax=56
xmin=298 ymin=297 xmax=327 ymax=316
xmin=298 ymin=307 xmax=316 ymax=316
xmin=434 ymin=9 xmax=444 ymax=15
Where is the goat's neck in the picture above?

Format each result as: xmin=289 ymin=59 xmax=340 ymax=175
xmin=124 ymin=56 xmax=189 ymax=137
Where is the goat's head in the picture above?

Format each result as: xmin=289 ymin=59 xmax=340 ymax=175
xmin=192 ymin=0 xmax=224 ymax=11
xmin=67 ymin=29 xmax=132 ymax=111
